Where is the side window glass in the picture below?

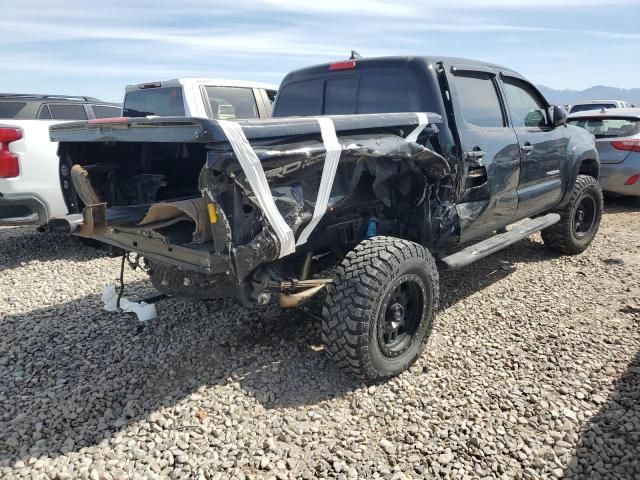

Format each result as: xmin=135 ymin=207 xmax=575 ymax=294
xmin=204 ymin=86 xmax=259 ymax=119
xmin=48 ymin=104 xmax=88 ymax=120
xmin=453 ymin=72 xmax=505 ymax=128
xmin=38 ymin=105 xmax=52 ymax=119
xmin=92 ymin=105 xmax=121 ymax=118
xmin=503 ymin=78 xmax=546 ymax=128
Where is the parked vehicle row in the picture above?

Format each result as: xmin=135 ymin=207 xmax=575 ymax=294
xmin=2 ymin=53 xmax=637 ymax=381
xmin=0 ymin=80 xmax=277 ymax=227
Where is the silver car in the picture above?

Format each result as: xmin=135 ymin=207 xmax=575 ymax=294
xmin=567 ymin=108 xmax=640 ymax=197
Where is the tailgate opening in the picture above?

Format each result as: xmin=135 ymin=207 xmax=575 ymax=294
xmin=60 ymin=141 xmax=212 ymax=248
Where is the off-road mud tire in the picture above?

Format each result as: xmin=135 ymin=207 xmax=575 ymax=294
xmin=321 ymin=236 xmax=439 ymax=381
xmin=541 ymin=175 xmax=603 ymax=254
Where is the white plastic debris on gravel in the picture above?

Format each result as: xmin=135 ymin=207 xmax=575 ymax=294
xmin=0 ymin=198 xmax=639 ymax=480
xmin=101 ymin=285 xmax=157 ymax=322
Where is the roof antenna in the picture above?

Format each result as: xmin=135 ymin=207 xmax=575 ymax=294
xmin=350 ymin=50 xmax=362 ymax=60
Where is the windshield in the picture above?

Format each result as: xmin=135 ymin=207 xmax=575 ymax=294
xmin=0 ymin=102 xmax=26 ymax=119
xmin=569 ymin=103 xmax=616 ymax=113
xmin=123 ymin=87 xmax=185 ymax=117
xmin=567 ymin=117 xmax=640 ymax=138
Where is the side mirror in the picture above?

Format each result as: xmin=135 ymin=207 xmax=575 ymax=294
xmin=524 ymin=109 xmax=546 ymax=128
xmin=550 ymin=105 xmax=567 ymax=127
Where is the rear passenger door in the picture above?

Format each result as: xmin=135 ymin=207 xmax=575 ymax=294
xmin=448 ymin=68 xmax=521 ymax=242
xmin=500 ymin=76 xmax=566 ymax=218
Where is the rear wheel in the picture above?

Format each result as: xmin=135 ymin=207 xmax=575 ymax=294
xmin=541 ymin=174 xmax=603 ymax=254
xmin=321 ymin=236 xmax=438 ymax=381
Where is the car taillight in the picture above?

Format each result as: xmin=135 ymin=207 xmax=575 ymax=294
xmin=611 ymin=139 xmax=640 ymax=152
xmin=625 ymin=174 xmax=639 ymax=186
xmin=140 ymin=82 xmax=161 ymax=89
xmin=0 ymin=127 xmax=22 ymax=178
xmin=329 ymin=60 xmax=356 ymax=71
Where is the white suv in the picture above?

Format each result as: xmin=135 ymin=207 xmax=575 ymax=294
xmin=0 ymin=94 xmax=120 ymax=227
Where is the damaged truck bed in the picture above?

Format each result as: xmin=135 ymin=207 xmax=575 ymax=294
xmin=51 ymin=112 xmax=452 ymax=291
xmin=49 ymin=55 xmax=602 ymax=381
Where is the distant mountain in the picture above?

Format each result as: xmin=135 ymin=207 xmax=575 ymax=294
xmin=537 ymin=85 xmax=640 ymax=107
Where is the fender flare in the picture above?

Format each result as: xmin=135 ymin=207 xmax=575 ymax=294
xmin=558 ymin=137 xmax=599 ymax=208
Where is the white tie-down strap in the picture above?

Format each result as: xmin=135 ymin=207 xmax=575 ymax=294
xmin=405 ymin=112 xmax=429 ymax=143
xmin=296 ymin=117 xmax=343 ymax=246
xmin=217 ymin=120 xmax=296 ymax=258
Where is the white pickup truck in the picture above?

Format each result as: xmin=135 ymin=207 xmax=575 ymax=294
xmin=1 ymin=79 xmax=278 ymax=227
xmin=121 ymin=78 xmax=277 ymax=118
xmin=0 ymin=94 xmax=121 ymax=227
xmin=58 ymin=78 xmax=278 ymax=215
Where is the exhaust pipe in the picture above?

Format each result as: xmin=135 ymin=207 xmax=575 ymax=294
xmin=277 ymin=278 xmax=333 ymax=308
xmin=279 ymin=284 xmax=326 ymax=308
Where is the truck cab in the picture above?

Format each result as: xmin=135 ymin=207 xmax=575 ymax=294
xmin=274 ymin=56 xmax=597 ymax=244
xmin=122 ymin=78 xmax=277 ymax=120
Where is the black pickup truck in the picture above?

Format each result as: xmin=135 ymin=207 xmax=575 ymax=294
xmin=49 ymin=55 xmax=601 ymax=381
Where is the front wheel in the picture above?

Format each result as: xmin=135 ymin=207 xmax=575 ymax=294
xmin=321 ymin=236 xmax=439 ymax=381
xmin=541 ymin=174 xmax=603 ymax=254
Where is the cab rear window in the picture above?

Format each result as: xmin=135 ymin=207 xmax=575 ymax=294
xmin=274 ymin=72 xmax=423 ymax=117
xmin=123 ymin=87 xmax=185 ymax=117
xmin=273 ymin=79 xmax=324 ymax=116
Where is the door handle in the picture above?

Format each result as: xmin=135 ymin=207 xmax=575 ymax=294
xmin=521 ymin=144 xmax=534 ymax=153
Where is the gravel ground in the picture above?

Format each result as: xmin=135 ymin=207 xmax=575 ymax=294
xmin=1 ymin=197 xmax=639 ymax=480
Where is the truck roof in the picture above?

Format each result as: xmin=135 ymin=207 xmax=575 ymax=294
xmin=281 ymin=55 xmax=525 ymax=83
xmin=125 ymin=78 xmax=279 ymax=93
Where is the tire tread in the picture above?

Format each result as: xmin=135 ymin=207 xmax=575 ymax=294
xmin=321 ymin=236 xmax=439 ymax=381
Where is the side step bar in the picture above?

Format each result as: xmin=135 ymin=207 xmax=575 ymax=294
xmin=441 ymin=213 xmax=560 ymax=270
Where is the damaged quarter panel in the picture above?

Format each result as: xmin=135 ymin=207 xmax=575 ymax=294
xmin=204 ymin=128 xmax=457 ymax=280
